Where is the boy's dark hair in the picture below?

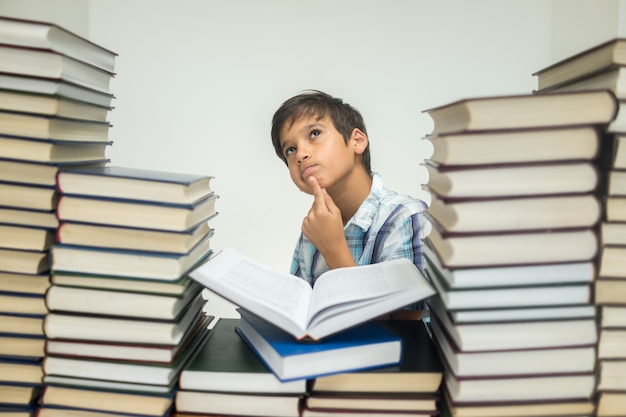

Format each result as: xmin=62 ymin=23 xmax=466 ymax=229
xmin=271 ymin=90 xmax=371 ymax=175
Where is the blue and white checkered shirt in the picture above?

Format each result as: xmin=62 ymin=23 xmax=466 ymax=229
xmin=290 ymin=173 xmax=430 ymax=292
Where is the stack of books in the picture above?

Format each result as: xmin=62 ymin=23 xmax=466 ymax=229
xmin=39 ymin=166 xmax=218 ymax=417
xmin=0 ymin=17 xmax=116 ymax=417
xmin=534 ymin=37 xmax=626 ymax=417
xmin=302 ymin=320 xmax=444 ymax=417
xmin=421 ymin=88 xmax=619 ymax=416
xmin=174 ymin=318 xmax=306 ymax=417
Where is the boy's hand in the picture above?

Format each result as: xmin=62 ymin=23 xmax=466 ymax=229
xmin=302 ymin=177 xmax=355 ymax=269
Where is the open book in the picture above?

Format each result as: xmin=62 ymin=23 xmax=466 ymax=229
xmin=189 ymin=247 xmax=435 ymax=341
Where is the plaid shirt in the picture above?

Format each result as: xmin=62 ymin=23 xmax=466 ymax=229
xmin=290 ymin=173 xmax=430 ymax=288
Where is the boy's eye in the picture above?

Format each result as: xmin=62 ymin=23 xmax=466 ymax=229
xmin=284 ymin=146 xmax=296 ymax=157
xmin=309 ymin=129 xmax=321 ymax=139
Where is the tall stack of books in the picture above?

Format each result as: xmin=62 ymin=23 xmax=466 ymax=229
xmin=0 ymin=17 xmax=116 ymax=417
xmin=421 ymin=89 xmax=619 ymax=416
xmin=534 ymin=37 xmax=626 ymax=417
xmin=38 ymin=166 xmax=218 ymax=417
xmin=302 ymin=320 xmax=443 ymax=417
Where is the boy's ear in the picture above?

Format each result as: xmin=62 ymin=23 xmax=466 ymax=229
xmin=351 ymin=128 xmax=368 ymax=155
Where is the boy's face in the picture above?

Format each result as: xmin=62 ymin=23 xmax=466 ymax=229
xmin=279 ymin=114 xmax=366 ymax=195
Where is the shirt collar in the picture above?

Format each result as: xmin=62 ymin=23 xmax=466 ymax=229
xmin=346 ymin=172 xmax=383 ymax=231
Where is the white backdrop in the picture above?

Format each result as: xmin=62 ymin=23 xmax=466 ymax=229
xmin=1 ymin=0 xmax=621 ymax=316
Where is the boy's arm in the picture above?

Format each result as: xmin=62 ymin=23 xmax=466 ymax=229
xmin=301 ymin=177 xmax=356 ymax=269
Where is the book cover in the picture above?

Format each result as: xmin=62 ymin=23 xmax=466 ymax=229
xmin=311 ymin=319 xmax=443 ymax=394
xmin=0 ymin=73 xmax=115 ymax=107
xmin=0 ymin=16 xmax=117 ymax=72
xmin=235 ymin=310 xmax=402 ymax=382
xmin=56 ymin=165 xmax=215 ymax=205
xmin=55 ymin=193 xmax=218 ymax=232
xmin=50 ymin=234 xmax=213 ymax=280
xmin=179 ymin=317 xmax=306 ymax=394
xmin=423 ymin=89 xmax=618 ymax=135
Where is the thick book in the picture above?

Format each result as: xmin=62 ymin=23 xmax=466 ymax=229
xmin=598 ymin=328 xmax=626 ymax=359
xmin=56 ymin=166 xmax=215 ymax=205
xmin=600 ymin=305 xmax=626 ymax=328
xmin=0 ymin=110 xmax=110 ymax=142
xmin=532 ymin=38 xmax=626 ymax=91
xmin=179 ymin=318 xmax=306 ymax=394
xmin=598 ymin=246 xmax=626 ymax=278
xmin=55 ymin=193 xmax=218 ymax=232
xmin=44 ymin=282 xmax=203 ymax=319
xmin=422 ymin=89 xmax=618 ymax=135
xmin=422 ymin=242 xmax=595 ymax=289
xmin=0 ymin=224 xmax=55 ymax=251
xmin=428 ymin=296 xmax=598 ymax=352
xmin=303 ymin=392 xmax=439 ymax=413
xmin=0 ymin=293 xmax=47 ymax=316
xmin=607 ymin=169 xmax=626 ymax=196
xmin=595 ymin=276 xmax=626 ymax=302
xmin=174 ymin=390 xmax=302 ymax=417
xmin=536 ymin=66 xmax=626 ymax=98
xmin=425 ymin=125 xmax=601 ymax=166
xmin=39 ymin=384 xmax=174 ymax=417
xmin=443 ymin=392 xmax=595 ymax=417
xmin=50 ymin=272 xmax=195 ymax=296
xmin=445 ymin=371 xmax=596 ymax=403
xmin=0 ymin=334 xmax=45 ymax=359
xmin=56 ymin=221 xmax=212 ymax=254
xmin=426 ymin=222 xmax=598 ymax=268
xmin=0 ymin=89 xmax=111 ymax=122
xmin=189 ymin=247 xmax=435 ymax=341
xmin=0 ymin=137 xmax=111 ymax=163
xmin=0 ymin=182 xmax=57 ymax=211
xmin=447 ymin=305 xmax=596 ymax=324
xmin=310 ymin=319 xmax=443 ymax=394
xmin=0 ymin=16 xmax=117 ymax=72
xmin=0 ymin=44 xmax=113 ymax=93
xmin=0 ymin=160 xmax=109 ymax=187
xmin=597 ymin=359 xmax=626 ymax=391
xmin=45 ymin=314 xmax=213 ymax=364
xmin=601 ymin=221 xmax=626 ymax=245
xmin=0 ymin=358 xmax=43 ymax=384
xmin=425 ymin=263 xmax=592 ymax=311
xmin=0 ymin=313 xmax=45 ymax=336
xmin=0 ymin=73 xmax=115 ymax=107
xmin=0 ymin=271 xmax=50 ymax=295
xmin=0 ymin=248 xmax=49 ymax=275
xmin=607 ymin=196 xmax=626 ymax=222
xmin=427 ymin=192 xmax=601 ymax=233
xmin=0 ymin=384 xmax=41 ymax=407
xmin=424 ymin=160 xmax=599 ymax=199
xmin=51 ymin=234 xmax=213 ymax=281
xmin=597 ymin=391 xmax=626 ymax=416
xmin=43 ymin=293 xmax=206 ymax=345
xmin=0 ymin=207 xmax=58 ymax=229
xmin=429 ymin=317 xmax=596 ymax=377
xmin=236 ymin=310 xmax=402 ymax=382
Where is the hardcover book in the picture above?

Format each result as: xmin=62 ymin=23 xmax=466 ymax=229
xmin=179 ymin=317 xmax=306 ymax=394
xmin=56 ymin=165 xmax=214 ymax=204
xmin=236 ymin=310 xmax=403 ymax=382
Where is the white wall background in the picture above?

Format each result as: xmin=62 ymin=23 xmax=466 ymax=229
xmin=1 ymin=0 xmax=623 ymax=316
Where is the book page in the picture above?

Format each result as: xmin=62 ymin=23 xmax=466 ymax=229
xmin=190 ymin=248 xmax=311 ymax=331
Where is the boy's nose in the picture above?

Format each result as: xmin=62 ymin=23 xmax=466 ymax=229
xmin=296 ymin=148 xmax=310 ymax=164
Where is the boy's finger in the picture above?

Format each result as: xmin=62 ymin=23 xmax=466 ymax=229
xmin=308 ymin=176 xmax=327 ymax=208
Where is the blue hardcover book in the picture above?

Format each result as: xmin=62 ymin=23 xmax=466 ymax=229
xmin=235 ymin=309 xmax=402 ymax=382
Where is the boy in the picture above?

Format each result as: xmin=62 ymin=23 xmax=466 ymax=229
xmin=271 ymin=90 xmax=430 ymax=312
